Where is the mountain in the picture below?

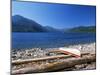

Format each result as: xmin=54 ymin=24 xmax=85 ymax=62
xmin=12 ymin=15 xmax=48 ymax=32
xmin=12 ymin=15 xmax=95 ymax=33
xmin=44 ymin=26 xmax=60 ymax=32
xmin=65 ymin=26 xmax=96 ymax=33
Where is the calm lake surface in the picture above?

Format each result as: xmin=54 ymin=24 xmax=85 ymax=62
xmin=12 ymin=32 xmax=96 ymax=49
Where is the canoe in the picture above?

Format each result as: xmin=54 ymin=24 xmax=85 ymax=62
xmin=59 ymin=47 xmax=81 ymax=57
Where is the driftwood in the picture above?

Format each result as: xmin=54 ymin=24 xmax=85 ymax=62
xmin=12 ymin=54 xmax=96 ymax=74
xmin=12 ymin=55 xmax=72 ymax=65
xmin=12 ymin=53 xmax=90 ymax=65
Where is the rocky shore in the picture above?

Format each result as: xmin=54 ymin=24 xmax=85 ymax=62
xmin=12 ymin=42 xmax=96 ymax=72
xmin=12 ymin=42 xmax=96 ymax=60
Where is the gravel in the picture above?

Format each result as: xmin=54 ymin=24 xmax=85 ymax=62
xmin=12 ymin=42 xmax=96 ymax=71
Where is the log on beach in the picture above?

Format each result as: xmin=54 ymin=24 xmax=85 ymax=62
xmin=12 ymin=53 xmax=91 ymax=65
xmin=12 ymin=55 xmax=72 ymax=65
xmin=12 ymin=54 xmax=96 ymax=74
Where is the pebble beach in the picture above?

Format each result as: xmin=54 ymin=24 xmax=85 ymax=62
xmin=12 ymin=42 xmax=96 ymax=72
xmin=12 ymin=42 xmax=96 ymax=60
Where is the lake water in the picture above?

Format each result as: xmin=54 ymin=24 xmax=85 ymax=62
xmin=12 ymin=32 xmax=96 ymax=49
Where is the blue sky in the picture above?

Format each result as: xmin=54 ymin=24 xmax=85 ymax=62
xmin=12 ymin=1 xmax=96 ymax=29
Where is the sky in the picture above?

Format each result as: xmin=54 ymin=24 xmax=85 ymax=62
xmin=12 ymin=1 xmax=96 ymax=29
